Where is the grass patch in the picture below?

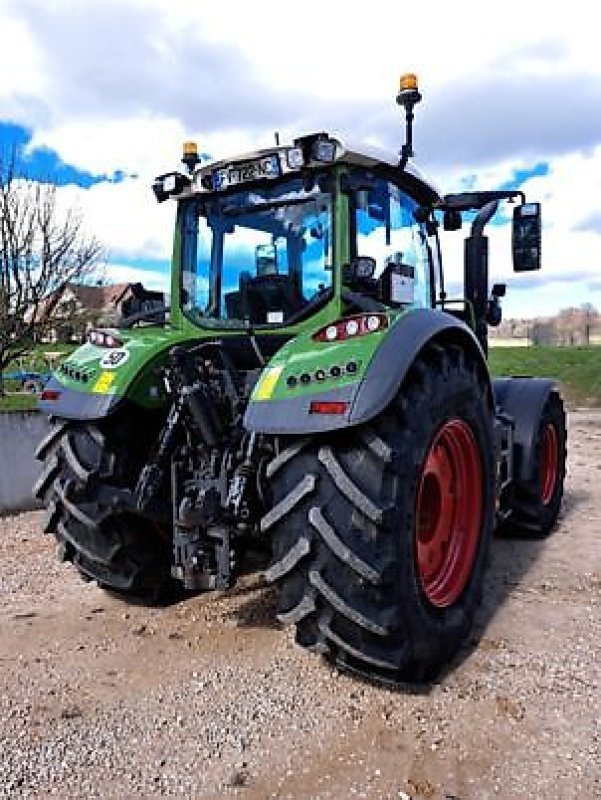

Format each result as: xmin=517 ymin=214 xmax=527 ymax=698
xmin=1 ymin=343 xmax=599 ymax=412
xmin=1 ymin=343 xmax=76 ymax=413
xmin=0 ymin=393 xmax=38 ymax=412
xmin=5 ymin=343 xmax=76 ymax=373
xmin=489 ymin=345 xmax=601 ymax=407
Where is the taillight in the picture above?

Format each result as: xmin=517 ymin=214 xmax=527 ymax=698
xmin=88 ymin=329 xmax=123 ymax=348
xmin=312 ymin=313 xmax=388 ymax=342
xmin=41 ymin=389 xmax=61 ymax=401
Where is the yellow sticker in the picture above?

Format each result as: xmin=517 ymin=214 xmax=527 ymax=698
xmin=254 ymin=366 xmax=282 ymax=400
xmin=93 ymin=371 xmax=115 ymax=394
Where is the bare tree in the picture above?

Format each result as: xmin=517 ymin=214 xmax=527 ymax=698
xmin=0 ymin=150 xmax=104 ymax=393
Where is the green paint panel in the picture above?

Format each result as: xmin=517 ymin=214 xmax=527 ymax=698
xmin=48 ymin=292 xmax=348 ymax=412
xmin=252 ymin=311 xmax=403 ymax=402
xmin=50 ymin=326 xmax=199 ymax=409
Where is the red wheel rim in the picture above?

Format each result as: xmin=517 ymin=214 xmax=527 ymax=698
xmin=415 ymin=419 xmax=483 ymax=608
xmin=540 ymin=423 xmax=559 ymax=506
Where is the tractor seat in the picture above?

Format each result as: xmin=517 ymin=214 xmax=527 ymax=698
xmin=225 ymin=273 xmax=307 ymax=324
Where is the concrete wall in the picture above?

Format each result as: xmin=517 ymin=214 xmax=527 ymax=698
xmin=0 ymin=411 xmax=51 ymax=515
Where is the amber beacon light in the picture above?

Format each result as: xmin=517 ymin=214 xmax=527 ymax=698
xmin=182 ymin=140 xmax=200 ymax=173
xmin=397 ymin=71 xmax=422 ymax=170
xmin=399 ymin=73 xmax=418 ymax=92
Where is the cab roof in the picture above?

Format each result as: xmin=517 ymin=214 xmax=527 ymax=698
xmin=187 ymin=134 xmax=441 ymax=206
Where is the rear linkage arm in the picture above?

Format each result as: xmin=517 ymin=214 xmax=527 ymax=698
xmin=134 ymin=343 xmax=265 ymax=592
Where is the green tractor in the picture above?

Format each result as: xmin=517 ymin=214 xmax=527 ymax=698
xmin=35 ymin=75 xmax=566 ymax=684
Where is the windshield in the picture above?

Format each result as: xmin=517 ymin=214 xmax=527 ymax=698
xmin=181 ymin=177 xmax=333 ymax=327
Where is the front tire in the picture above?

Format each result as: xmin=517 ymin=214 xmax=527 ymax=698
xmin=262 ymin=343 xmax=495 ymax=684
xmin=34 ymin=413 xmax=173 ymax=598
xmin=504 ymin=391 xmax=567 ymax=536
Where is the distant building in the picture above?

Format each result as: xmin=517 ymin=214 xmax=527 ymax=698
xmin=33 ymin=282 xmax=164 ymax=342
xmin=489 ymin=305 xmax=601 ymax=347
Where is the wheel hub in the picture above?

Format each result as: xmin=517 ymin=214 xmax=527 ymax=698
xmin=415 ymin=419 xmax=483 ymax=608
xmin=540 ymin=423 xmax=559 ymax=506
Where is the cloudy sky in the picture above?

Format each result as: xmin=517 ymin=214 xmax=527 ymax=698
xmin=1 ymin=0 xmax=600 ymax=318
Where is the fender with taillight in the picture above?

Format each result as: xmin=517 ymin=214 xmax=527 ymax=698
xmin=243 ymin=308 xmax=493 ymax=435
xmin=37 ymin=326 xmax=196 ymax=421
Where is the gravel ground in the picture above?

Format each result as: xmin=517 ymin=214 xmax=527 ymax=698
xmin=0 ymin=410 xmax=599 ymax=799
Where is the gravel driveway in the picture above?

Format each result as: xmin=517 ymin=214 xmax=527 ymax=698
xmin=1 ymin=410 xmax=599 ymax=799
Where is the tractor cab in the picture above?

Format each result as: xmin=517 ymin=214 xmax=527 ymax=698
xmin=153 ymin=133 xmax=442 ymax=342
xmin=153 ymin=85 xmax=541 ymax=359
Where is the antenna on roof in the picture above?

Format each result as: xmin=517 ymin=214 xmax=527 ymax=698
xmin=274 ymin=131 xmax=280 ymax=146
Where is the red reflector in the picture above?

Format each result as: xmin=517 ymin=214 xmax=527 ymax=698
xmin=41 ymin=390 xmax=61 ymax=401
xmin=309 ymin=401 xmax=348 ymax=415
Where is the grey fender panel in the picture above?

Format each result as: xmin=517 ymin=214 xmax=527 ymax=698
xmin=38 ymin=378 xmax=123 ymax=420
xmin=349 ymin=308 xmax=492 ymax=425
xmin=493 ymin=377 xmax=557 ymax=482
xmin=244 ymin=384 xmax=356 ymax=434
xmin=244 ymin=309 xmax=492 ymax=435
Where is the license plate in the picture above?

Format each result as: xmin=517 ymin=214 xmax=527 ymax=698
xmin=213 ymin=154 xmax=280 ymax=190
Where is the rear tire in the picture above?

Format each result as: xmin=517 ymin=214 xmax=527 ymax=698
xmin=503 ymin=391 xmax=567 ymax=536
xmin=262 ymin=343 xmax=495 ymax=684
xmin=34 ymin=414 xmax=173 ymax=598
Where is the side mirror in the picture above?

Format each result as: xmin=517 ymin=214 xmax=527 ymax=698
xmin=512 ymin=202 xmax=541 ymax=272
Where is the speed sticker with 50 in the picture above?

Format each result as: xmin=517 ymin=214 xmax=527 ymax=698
xmin=99 ymin=348 xmax=130 ymax=369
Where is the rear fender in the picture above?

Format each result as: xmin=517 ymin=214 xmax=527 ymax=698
xmin=244 ymin=308 xmax=493 ymax=435
xmin=493 ymin=377 xmax=557 ymax=482
xmin=37 ymin=327 xmax=195 ymax=421
xmin=349 ymin=308 xmax=493 ymax=425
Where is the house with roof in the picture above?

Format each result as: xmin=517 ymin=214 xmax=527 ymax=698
xmin=35 ymin=282 xmax=165 ymax=342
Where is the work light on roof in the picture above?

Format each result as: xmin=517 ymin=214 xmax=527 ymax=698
xmin=152 ymin=171 xmax=191 ymax=203
xmin=286 ymin=147 xmax=305 ymax=169
xmin=313 ymin=138 xmax=337 ymax=163
xmin=293 ymin=132 xmax=340 ymax=165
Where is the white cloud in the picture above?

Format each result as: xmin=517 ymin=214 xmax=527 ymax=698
xmin=27 ymin=117 xmax=188 ymax=177
xmin=1 ymin=0 xmax=600 ymax=316
xmin=54 ymin=176 xmax=175 ymax=262
xmin=0 ymin=8 xmax=48 ymax=111
xmin=102 ymin=263 xmax=169 ymax=293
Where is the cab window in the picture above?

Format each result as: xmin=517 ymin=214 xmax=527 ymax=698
xmin=353 ymin=177 xmax=432 ymax=308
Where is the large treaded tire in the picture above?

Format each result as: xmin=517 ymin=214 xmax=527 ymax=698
xmin=503 ymin=391 xmax=567 ymax=536
xmin=261 ymin=343 xmax=495 ymax=685
xmin=34 ymin=415 xmax=173 ymax=598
